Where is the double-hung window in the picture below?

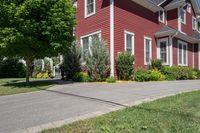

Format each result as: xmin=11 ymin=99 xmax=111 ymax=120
xmin=85 ymin=0 xmax=95 ymax=18
xmin=180 ymin=9 xmax=186 ymax=24
xmin=178 ymin=41 xmax=188 ymax=66
xmin=124 ymin=31 xmax=134 ymax=55
xmin=192 ymin=17 xmax=197 ymax=30
xmin=159 ymin=10 xmax=165 ymax=23
xmin=144 ymin=37 xmax=152 ymax=65
xmin=81 ymin=31 xmax=101 ymax=62
xmin=157 ymin=38 xmax=169 ymax=65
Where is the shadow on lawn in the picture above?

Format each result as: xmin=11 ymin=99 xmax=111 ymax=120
xmin=2 ymin=79 xmax=73 ymax=88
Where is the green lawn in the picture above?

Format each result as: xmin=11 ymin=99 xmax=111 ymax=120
xmin=42 ymin=91 xmax=200 ymax=133
xmin=0 ymin=78 xmax=55 ymax=96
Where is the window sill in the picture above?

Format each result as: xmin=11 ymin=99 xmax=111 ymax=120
xmin=85 ymin=12 xmax=96 ymax=18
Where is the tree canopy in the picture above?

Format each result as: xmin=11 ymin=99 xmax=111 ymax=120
xmin=0 ymin=0 xmax=76 ymax=84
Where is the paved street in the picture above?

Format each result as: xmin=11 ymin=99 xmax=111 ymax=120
xmin=0 ymin=80 xmax=200 ymax=133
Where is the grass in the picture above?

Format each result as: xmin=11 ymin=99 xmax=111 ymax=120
xmin=0 ymin=78 xmax=55 ymax=96
xmin=42 ymin=91 xmax=200 ymax=133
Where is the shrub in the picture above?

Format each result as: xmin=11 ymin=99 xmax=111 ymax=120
xmin=106 ymin=76 xmax=116 ymax=83
xmin=161 ymin=66 xmax=197 ymax=80
xmin=149 ymin=69 xmax=165 ymax=81
xmin=194 ymin=69 xmax=200 ymax=79
xmin=72 ymin=72 xmax=90 ymax=82
xmin=149 ymin=59 xmax=163 ymax=70
xmin=134 ymin=68 xmax=165 ymax=82
xmin=85 ymin=39 xmax=110 ymax=82
xmin=0 ymin=57 xmax=26 ymax=78
xmin=36 ymin=72 xmax=49 ymax=79
xmin=116 ymin=52 xmax=134 ymax=80
xmin=134 ymin=68 xmax=150 ymax=82
xmin=62 ymin=44 xmax=81 ymax=80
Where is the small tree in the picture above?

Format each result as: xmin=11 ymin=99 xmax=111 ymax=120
xmin=62 ymin=43 xmax=81 ymax=79
xmin=0 ymin=0 xmax=75 ymax=85
xmin=86 ymin=39 xmax=110 ymax=81
xmin=116 ymin=52 xmax=134 ymax=80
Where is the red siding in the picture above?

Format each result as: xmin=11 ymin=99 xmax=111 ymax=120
xmin=75 ymin=0 xmax=200 ymax=72
xmin=194 ymin=44 xmax=199 ymax=69
xmin=181 ymin=0 xmax=196 ymax=36
xmin=114 ymin=0 xmax=164 ymax=68
xmin=167 ymin=9 xmax=178 ymax=29
xmin=76 ymin=0 xmax=110 ymax=49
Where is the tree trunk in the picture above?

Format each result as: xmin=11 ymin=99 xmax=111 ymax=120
xmin=26 ymin=64 xmax=30 ymax=86
xmin=25 ymin=58 xmax=32 ymax=86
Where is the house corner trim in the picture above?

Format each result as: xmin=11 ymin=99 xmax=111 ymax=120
xmin=199 ymin=43 xmax=200 ymax=70
xmin=110 ymin=0 xmax=114 ymax=76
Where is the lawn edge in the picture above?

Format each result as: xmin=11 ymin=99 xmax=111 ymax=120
xmin=13 ymin=88 xmax=200 ymax=133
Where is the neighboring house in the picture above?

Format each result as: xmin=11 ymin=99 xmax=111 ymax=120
xmin=75 ymin=0 xmax=200 ymax=76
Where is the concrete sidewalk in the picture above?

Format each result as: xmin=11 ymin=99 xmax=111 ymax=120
xmin=0 ymin=80 xmax=200 ymax=133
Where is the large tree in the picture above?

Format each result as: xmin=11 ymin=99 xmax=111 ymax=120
xmin=0 ymin=0 xmax=75 ymax=85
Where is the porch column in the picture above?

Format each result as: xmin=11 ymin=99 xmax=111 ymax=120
xmin=169 ymin=36 xmax=173 ymax=66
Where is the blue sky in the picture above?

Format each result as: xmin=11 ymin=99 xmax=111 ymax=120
xmin=198 ymin=0 xmax=200 ymax=6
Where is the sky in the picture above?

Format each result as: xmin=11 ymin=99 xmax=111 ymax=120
xmin=198 ymin=0 xmax=200 ymax=7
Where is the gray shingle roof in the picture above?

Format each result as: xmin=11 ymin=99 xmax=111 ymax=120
xmin=149 ymin=0 xmax=166 ymax=5
xmin=156 ymin=26 xmax=175 ymax=33
xmin=192 ymin=31 xmax=200 ymax=40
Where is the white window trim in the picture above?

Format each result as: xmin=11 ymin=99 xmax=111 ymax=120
xmin=80 ymin=30 xmax=101 ymax=63
xmin=84 ymin=0 xmax=96 ymax=18
xmin=180 ymin=9 xmax=186 ymax=24
xmin=157 ymin=38 xmax=169 ymax=65
xmin=187 ymin=3 xmax=191 ymax=14
xmin=192 ymin=16 xmax=197 ymax=30
xmin=199 ymin=43 xmax=200 ymax=70
xmin=144 ymin=36 xmax=152 ymax=65
xmin=178 ymin=8 xmax=186 ymax=34
xmin=124 ymin=31 xmax=135 ymax=55
xmin=159 ymin=10 xmax=165 ymax=23
xmin=178 ymin=40 xmax=188 ymax=66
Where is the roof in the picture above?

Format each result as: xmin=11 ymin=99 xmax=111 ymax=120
xmin=192 ymin=31 xmax=200 ymax=40
xmin=155 ymin=26 xmax=200 ymax=43
xmin=157 ymin=25 xmax=175 ymax=32
xmin=149 ymin=0 xmax=166 ymax=5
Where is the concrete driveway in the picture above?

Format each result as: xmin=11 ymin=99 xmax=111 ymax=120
xmin=0 ymin=80 xmax=200 ymax=133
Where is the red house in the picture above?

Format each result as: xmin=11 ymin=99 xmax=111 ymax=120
xmin=75 ymin=0 xmax=200 ymax=77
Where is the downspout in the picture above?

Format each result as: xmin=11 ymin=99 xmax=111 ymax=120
xmin=110 ymin=0 xmax=114 ymax=77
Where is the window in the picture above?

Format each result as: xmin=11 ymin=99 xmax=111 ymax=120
xmin=124 ymin=31 xmax=134 ymax=55
xmin=192 ymin=17 xmax=197 ymax=30
xmin=81 ymin=31 xmax=101 ymax=62
xmin=198 ymin=21 xmax=200 ymax=32
xmin=144 ymin=37 xmax=152 ymax=65
xmin=85 ymin=0 xmax=95 ymax=18
xmin=178 ymin=41 xmax=188 ymax=66
xmin=180 ymin=9 xmax=186 ymax=24
xmin=187 ymin=3 xmax=191 ymax=13
xmin=157 ymin=38 xmax=169 ymax=65
xmin=159 ymin=10 xmax=165 ymax=23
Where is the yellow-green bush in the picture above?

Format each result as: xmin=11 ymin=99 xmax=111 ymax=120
xmin=72 ymin=72 xmax=90 ymax=82
xmin=134 ymin=69 xmax=165 ymax=82
xmin=106 ymin=76 xmax=116 ymax=83
xmin=36 ymin=72 xmax=49 ymax=79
